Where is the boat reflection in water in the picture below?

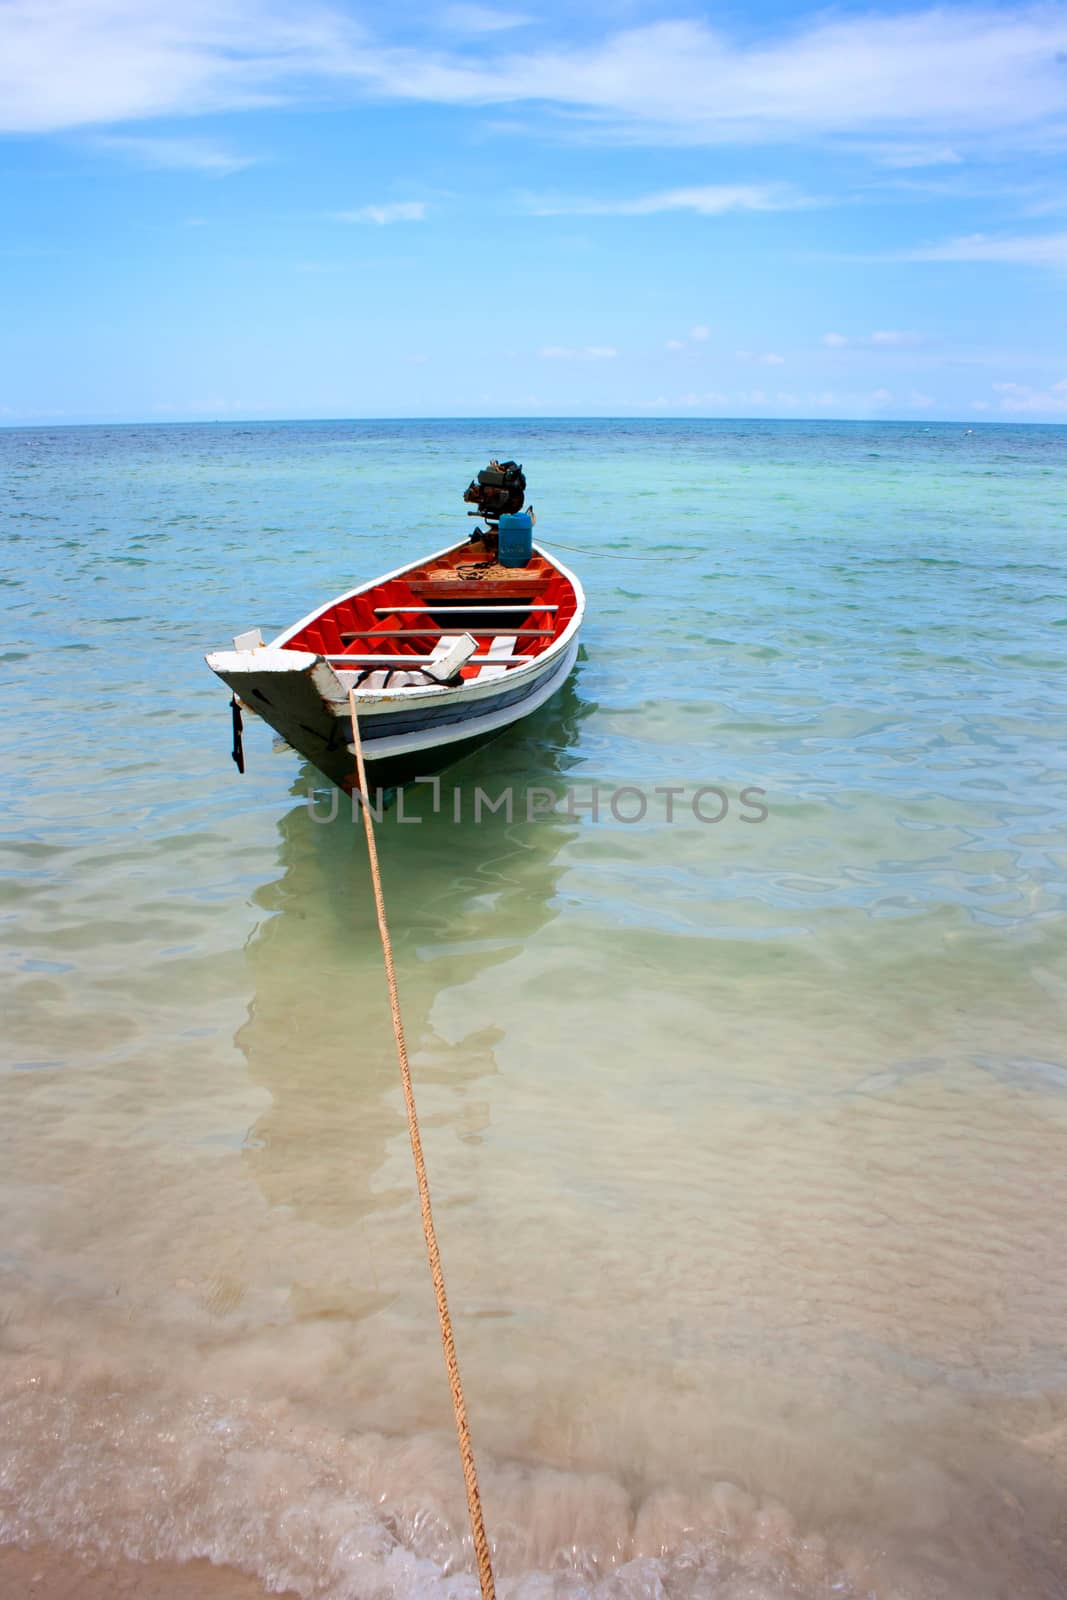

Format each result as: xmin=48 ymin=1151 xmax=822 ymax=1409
xmin=237 ymin=673 xmax=592 ymax=1232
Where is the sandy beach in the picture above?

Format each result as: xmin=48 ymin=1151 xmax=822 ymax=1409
xmin=0 ymin=1545 xmax=297 ymax=1599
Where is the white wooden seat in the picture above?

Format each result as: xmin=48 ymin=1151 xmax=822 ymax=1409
xmin=474 ymin=635 xmax=517 ymax=680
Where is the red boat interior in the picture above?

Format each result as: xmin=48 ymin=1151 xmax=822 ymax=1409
xmin=284 ymin=543 xmax=577 ymax=680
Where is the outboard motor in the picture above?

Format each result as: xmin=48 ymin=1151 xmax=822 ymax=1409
xmin=463 ymin=458 xmax=534 ymax=567
xmin=463 ymin=459 xmax=526 ymax=524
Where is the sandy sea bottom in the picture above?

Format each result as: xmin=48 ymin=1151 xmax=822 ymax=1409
xmin=0 ymin=1544 xmax=296 ymax=1598
xmin=2 ymin=419 xmax=1066 ymax=1597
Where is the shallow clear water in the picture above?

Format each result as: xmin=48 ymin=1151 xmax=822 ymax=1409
xmin=1 ymin=419 xmax=1066 ymax=1598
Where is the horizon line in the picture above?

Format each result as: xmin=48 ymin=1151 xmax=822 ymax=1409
xmin=2 ymin=414 xmax=1062 ymax=431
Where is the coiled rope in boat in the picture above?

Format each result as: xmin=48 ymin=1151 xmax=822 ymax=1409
xmin=347 ymin=689 xmax=496 ymax=1600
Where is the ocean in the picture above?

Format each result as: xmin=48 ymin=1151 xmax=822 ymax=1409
xmin=1 ymin=418 xmax=1066 ymax=1598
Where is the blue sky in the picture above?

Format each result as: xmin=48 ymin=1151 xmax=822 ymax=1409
xmin=2 ymin=0 xmax=1067 ymax=422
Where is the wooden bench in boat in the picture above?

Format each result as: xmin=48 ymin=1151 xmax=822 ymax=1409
xmin=340 ymin=628 xmax=552 ymax=641
xmin=408 ymin=582 xmax=547 ymax=602
xmin=326 ymin=653 xmax=527 ymax=666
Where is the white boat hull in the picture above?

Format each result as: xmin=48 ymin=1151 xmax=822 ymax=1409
xmin=205 ymin=542 xmax=583 ymax=790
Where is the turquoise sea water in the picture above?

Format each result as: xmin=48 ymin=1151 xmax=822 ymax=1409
xmin=1 ymin=419 xmax=1066 ymax=1599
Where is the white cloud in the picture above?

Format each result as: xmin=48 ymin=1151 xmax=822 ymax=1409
xmin=992 ymin=378 xmax=1067 ymax=412
xmin=870 ymin=142 xmax=963 ymax=169
xmin=333 ymin=201 xmax=427 ymax=224
xmin=87 ymin=134 xmax=254 ymax=174
xmin=0 ymin=0 xmax=351 ymax=134
xmin=871 ymin=387 xmax=894 ymax=402
xmin=7 ymin=3 xmax=1067 ymax=156
xmin=358 ymin=9 xmax=1067 ymax=152
xmin=911 ymin=231 xmax=1067 ymax=266
xmin=641 ymin=389 xmax=733 ymax=409
xmin=538 ymin=345 xmax=617 ymax=360
xmin=665 ymin=326 xmax=712 ymax=352
xmin=1019 ymin=192 xmax=1067 ymax=218
xmin=440 ymin=5 xmax=530 ymax=34
xmin=737 ymin=350 xmax=786 ymax=366
xmin=822 ymin=330 xmax=925 ymax=347
xmin=909 ymin=391 xmax=935 ymax=408
xmin=528 ymin=184 xmax=810 ymax=217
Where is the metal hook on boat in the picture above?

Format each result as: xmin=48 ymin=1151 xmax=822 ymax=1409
xmin=230 ymin=695 xmax=245 ymax=774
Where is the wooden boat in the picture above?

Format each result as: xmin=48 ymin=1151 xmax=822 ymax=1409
xmin=205 ymin=537 xmax=584 ymax=791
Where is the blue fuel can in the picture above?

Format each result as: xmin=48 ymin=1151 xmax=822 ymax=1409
xmin=497 ymin=512 xmax=534 ymax=568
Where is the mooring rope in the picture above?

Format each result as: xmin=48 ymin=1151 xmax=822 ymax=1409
xmin=534 ymin=536 xmax=667 ymax=562
xmin=346 ymin=688 xmax=497 ymax=1600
